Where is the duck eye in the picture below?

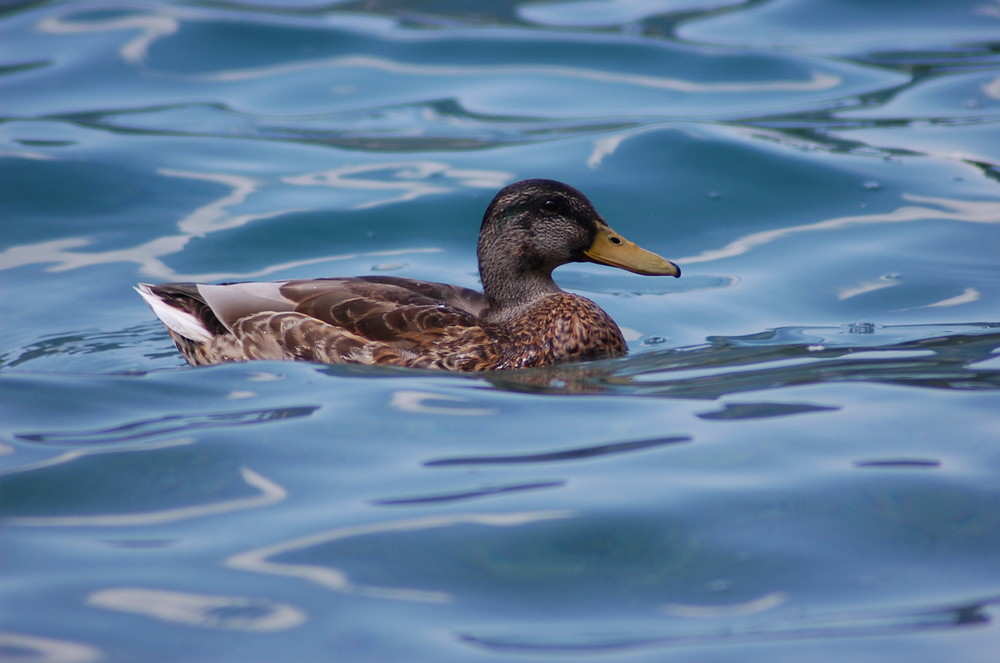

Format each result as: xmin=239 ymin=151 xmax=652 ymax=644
xmin=542 ymin=199 xmax=562 ymax=213
xmin=609 ymin=236 xmax=622 ymax=245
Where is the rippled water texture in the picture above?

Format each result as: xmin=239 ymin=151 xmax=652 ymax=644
xmin=2 ymin=1 xmax=1000 ymax=661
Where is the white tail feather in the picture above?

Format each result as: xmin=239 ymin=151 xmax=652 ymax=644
xmin=135 ymin=284 xmax=214 ymax=344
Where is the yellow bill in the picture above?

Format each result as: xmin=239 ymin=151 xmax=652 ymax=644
xmin=583 ymin=225 xmax=681 ymax=277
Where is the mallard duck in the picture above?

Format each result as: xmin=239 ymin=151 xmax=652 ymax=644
xmin=136 ymin=179 xmax=680 ymax=371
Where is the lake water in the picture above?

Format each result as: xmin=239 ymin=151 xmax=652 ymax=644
xmin=2 ymin=1 xmax=1000 ymax=661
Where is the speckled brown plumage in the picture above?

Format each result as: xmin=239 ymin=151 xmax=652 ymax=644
xmin=137 ymin=179 xmax=680 ymax=371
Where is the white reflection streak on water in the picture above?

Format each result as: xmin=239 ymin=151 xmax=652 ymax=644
xmin=195 ymin=54 xmax=841 ymax=94
xmin=165 ymin=169 xmax=296 ymax=236
xmin=838 ymin=277 xmax=900 ymax=300
xmin=2 ymin=436 xmax=197 ymax=476
xmin=88 ymin=588 xmax=306 ymax=631
xmin=0 ymin=148 xmax=57 ymax=161
xmin=587 ymin=124 xmax=706 ymax=169
xmin=677 ymin=195 xmax=1000 ymax=265
xmin=227 ymin=511 xmax=571 ymax=603
xmin=390 ymin=390 xmax=499 ymax=416
xmin=0 ymin=168 xmax=445 ymax=279
xmin=920 ymin=287 xmax=981 ymax=309
xmin=10 ymin=466 xmax=286 ymax=527
xmin=0 ymin=632 xmax=100 ymax=663
xmin=284 ymin=161 xmax=512 ymax=209
xmin=37 ymin=10 xmax=180 ymax=64
xmin=661 ymin=591 xmax=787 ymax=618
xmin=0 ymin=170 xmax=283 ymax=277
xmin=982 ymin=75 xmax=1000 ymax=99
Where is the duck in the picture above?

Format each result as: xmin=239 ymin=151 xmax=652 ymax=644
xmin=136 ymin=179 xmax=680 ymax=371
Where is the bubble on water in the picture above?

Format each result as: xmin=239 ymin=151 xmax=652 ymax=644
xmin=642 ymin=336 xmax=667 ymax=346
xmin=848 ymin=321 xmax=877 ymax=335
xmin=862 ymin=180 xmax=882 ymax=190
xmin=807 ymin=345 xmax=826 ymax=352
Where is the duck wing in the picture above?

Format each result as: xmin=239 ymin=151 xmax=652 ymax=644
xmin=138 ymin=276 xmax=491 ymax=368
xmin=279 ymin=276 xmax=487 ymax=334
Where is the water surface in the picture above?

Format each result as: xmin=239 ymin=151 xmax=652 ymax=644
xmin=2 ymin=1 xmax=1000 ymax=661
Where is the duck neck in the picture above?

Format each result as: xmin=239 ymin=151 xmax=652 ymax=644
xmin=479 ymin=259 xmax=563 ymax=323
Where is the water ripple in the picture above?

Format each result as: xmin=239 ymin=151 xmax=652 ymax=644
xmin=15 ymin=406 xmax=317 ymax=445
xmin=458 ymin=594 xmax=998 ymax=653
xmin=425 ymin=435 xmax=691 ymax=466
xmin=486 ymin=323 xmax=1000 ymax=398
xmin=3 ymin=1 xmax=1000 ymax=660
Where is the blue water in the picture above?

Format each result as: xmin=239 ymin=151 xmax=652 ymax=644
xmin=2 ymin=1 xmax=1000 ymax=661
